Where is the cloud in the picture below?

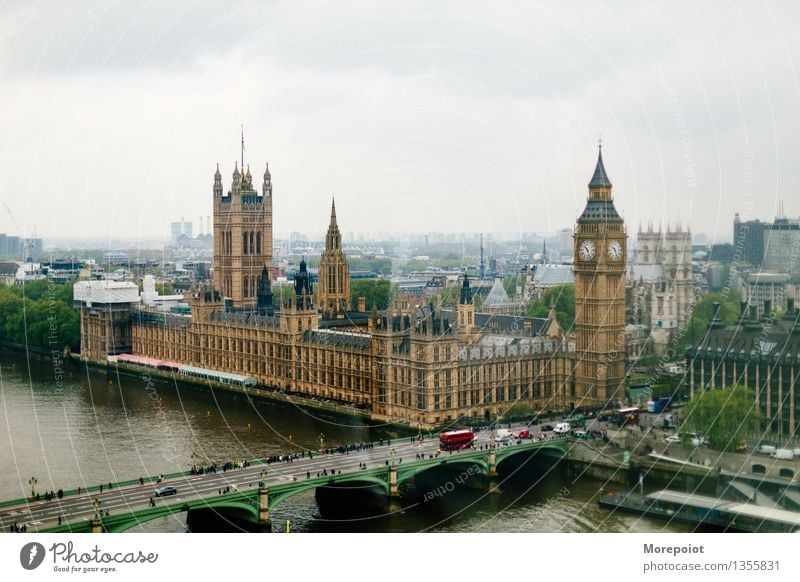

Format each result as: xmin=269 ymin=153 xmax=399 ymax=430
xmin=0 ymin=0 xmax=797 ymax=241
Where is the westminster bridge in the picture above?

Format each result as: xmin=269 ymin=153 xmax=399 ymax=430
xmin=0 ymin=435 xmax=568 ymax=533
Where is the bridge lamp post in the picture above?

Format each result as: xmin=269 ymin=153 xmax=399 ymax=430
xmin=391 ymin=448 xmax=397 ymax=467
xmin=319 ymin=433 xmax=325 ymax=449
xmin=29 ymin=476 xmax=37 ymax=497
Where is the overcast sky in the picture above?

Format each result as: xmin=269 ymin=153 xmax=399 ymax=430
xmin=0 ymin=1 xmax=798 ymax=243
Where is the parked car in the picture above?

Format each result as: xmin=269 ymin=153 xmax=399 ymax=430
xmin=793 ymin=448 xmax=800 ymax=457
xmin=757 ymin=445 xmax=777 ymax=455
xmin=665 ymin=435 xmax=681 ymax=444
xmin=771 ymin=449 xmax=794 ymax=460
xmin=154 ymin=486 xmax=177 ymax=497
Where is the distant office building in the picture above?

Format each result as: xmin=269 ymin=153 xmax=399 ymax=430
xmin=687 ymin=298 xmax=800 ymax=438
xmin=0 ymin=234 xmax=37 ymax=259
xmin=740 ymin=272 xmax=791 ymax=318
xmin=558 ymin=228 xmax=573 ymax=257
xmin=734 ymin=214 xmax=800 ymax=272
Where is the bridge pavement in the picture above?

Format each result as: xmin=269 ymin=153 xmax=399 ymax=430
xmin=0 ymin=430 xmax=566 ymax=533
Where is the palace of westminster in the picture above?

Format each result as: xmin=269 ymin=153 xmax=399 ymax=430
xmin=75 ymin=149 xmax=628 ymax=428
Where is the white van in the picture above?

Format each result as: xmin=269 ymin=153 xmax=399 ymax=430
xmin=553 ymin=422 xmax=571 ymax=435
xmin=495 ymin=429 xmax=513 ymax=443
xmin=757 ymin=445 xmax=777 ymax=455
xmin=771 ymin=449 xmax=794 ymax=460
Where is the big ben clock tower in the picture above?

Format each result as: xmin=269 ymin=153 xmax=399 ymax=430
xmin=574 ymin=145 xmax=626 ymax=406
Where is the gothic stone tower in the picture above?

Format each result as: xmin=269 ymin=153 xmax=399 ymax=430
xmin=574 ymin=147 xmax=627 ymax=405
xmin=317 ymin=199 xmax=351 ymax=318
xmin=212 ymin=161 xmax=273 ymax=309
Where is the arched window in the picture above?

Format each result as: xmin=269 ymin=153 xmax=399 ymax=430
xmin=256 ymin=232 xmax=261 ymax=255
xmin=243 ymin=232 xmax=249 ymax=255
xmin=243 ymin=275 xmax=249 ymax=297
xmin=250 ymin=232 xmax=255 ymax=256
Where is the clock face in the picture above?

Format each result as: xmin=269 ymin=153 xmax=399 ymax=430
xmin=608 ymin=239 xmax=623 ymax=261
xmin=578 ymin=239 xmax=596 ymax=261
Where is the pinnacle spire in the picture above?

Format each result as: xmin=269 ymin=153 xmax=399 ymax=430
xmin=588 ymin=144 xmax=612 ymax=189
xmin=330 ymin=196 xmax=337 ymax=225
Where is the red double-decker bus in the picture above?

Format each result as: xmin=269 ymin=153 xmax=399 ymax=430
xmin=439 ymin=430 xmax=475 ymax=451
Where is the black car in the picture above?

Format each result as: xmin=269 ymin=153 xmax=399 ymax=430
xmin=541 ymin=424 xmax=554 ymax=432
xmin=154 ymin=486 xmax=177 ymax=497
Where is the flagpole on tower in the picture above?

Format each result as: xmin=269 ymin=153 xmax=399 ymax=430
xmin=241 ymin=123 xmax=245 ymax=170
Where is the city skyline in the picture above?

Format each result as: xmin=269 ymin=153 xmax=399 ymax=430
xmin=1 ymin=2 xmax=798 ymax=240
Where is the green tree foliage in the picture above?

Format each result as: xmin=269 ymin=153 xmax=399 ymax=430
xmin=350 ymin=279 xmax=393 ymax=310
xmin=679 ymin=290 xmax=740 ymax=350
xmin=527 ymin=284 xmax=576 ymax=331
xmin=347 ymin=257 xmax=392 ymax=275
xmin=0 ymin=282 xmax=80 ymax=351
xmin=681 ymin=385 xmax=759 ymax=451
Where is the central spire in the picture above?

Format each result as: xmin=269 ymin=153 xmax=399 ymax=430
xmin=588 ymin=144 xmax=612 ymax=190
xmin=330 ymin=196 xmax=337 ymax=225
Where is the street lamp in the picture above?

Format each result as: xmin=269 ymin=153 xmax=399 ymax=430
xmin=29 ymin=476 xmax=37 ymax=497
xmin=319 ymin=433 xmax=325 ymax=448
xmin=391 ymin=448 xmax=397 ymax=467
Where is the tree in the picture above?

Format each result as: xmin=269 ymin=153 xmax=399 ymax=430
xmin=681 ymin=385 xmax=760 ymax=451
xmin=527 ymin=284 xmax=575 ymax=331
xmin=0 ymin=283 xmax=80 ymax=351
xmin=350 ymin=279 xmax=393 ymax=310
xmin=679 ymin=290 xmax=740 ymax=350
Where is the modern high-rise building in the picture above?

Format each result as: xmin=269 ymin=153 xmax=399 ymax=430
xmin=734 ymin=214 xmax=800 ymax=272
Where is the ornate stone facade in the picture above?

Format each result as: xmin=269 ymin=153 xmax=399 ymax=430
xmin=212 ymin=162 xmax=273 ymax=309
xmin=574 ymin=147 xmax=627 ymax=405
xmin=77 ymin=150 xmax=630 ymax=427
xmin=316 ymin=199 xmax=351 ymax=318
xmin=627 ymin=224 xmax=693 ymax=356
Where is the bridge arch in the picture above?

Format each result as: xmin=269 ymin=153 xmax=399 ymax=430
xmin=104 ymin=498 xmax=259 ymax=533
xmin=269 ymin=475 xmax=389 ymax=509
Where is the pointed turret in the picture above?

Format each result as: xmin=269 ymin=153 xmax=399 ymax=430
xmin=213 ymin=164 xmax=223 ymax=197
xmin=460 ymin=272 xmax=472 ymax=305
xmin=263 ymin=162 xmax=272 ymax=197
xmin=257 ymin=265 xmax=274 ymax=316
xmin=325 ymin=197 xmax=341 ymax=251
xmin=578 ymin=144 xmax=621 ymax=222
xmin=588 ymin=145 xmax=612 ymax=189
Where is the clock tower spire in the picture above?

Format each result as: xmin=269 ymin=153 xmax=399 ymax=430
xmin=574 ymin=145 xmax=626 ymax=406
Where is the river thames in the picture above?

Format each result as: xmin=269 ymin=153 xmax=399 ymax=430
xmin=0 ymin=348 xmax=688 ymax=533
